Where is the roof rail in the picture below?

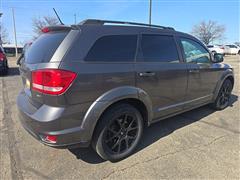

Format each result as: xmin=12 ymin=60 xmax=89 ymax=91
xmin=79 ymin=19 xmax=175 ymax=30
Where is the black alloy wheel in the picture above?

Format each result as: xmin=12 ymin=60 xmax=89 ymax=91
xmin=92 ymin=103 xmax=143 ymax=162
xmin=213 ymin=79 xmax=233 ymax=110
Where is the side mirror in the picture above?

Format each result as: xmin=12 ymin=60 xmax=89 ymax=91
xmin=212 ymin=53 xmax=224 ymax=63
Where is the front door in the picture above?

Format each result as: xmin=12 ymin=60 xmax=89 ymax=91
xmin=179 ymin=37 xmax=220 ymax=108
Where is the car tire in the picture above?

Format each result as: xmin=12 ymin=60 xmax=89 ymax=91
xmin=238 ymin=50 xmax=240 ymax=55
xmin=211 ymin=79 xmax=233 ymax=110
xmin=3 ymin=64 xmax=8 ymax=75
xmin=92 ymin=103 xmax=143 ymax=162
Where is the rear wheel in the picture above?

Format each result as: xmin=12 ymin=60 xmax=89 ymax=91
xmin=212 ymin=79 xmax=233 ymax=110
xmin=92 ymin=103 xmax=143 ymax=162
xmin=238 ymin=50 xmax=240 ymax=55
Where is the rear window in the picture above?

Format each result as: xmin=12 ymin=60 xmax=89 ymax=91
xmin=25 ymin=32 xmax=67 ymax=64
xmin=85 ymin=35 xmax=137 ymax=62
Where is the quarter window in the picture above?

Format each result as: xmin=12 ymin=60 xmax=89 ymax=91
xmin=141 ymin=35 xmax=179 ymax=63
xmin=85 ymin=35 xmax=137 ymax=62
xmin=180 ymin=38 xmax=210 ymax=64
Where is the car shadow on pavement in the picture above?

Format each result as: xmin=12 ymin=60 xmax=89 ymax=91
xmin=69 ymin=94 xmax=238 ymax=164
xmin=69 ymin=146 xmax=106 ymax=164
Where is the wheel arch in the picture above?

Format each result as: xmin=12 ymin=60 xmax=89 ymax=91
xmin=213 ymin=71 xmax=234 ymax=101
xmin=80 ymin=86 xmax=153 ymax=142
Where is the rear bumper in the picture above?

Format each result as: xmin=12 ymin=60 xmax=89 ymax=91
xmin=17 ymin=91 xmax=92 ymax=148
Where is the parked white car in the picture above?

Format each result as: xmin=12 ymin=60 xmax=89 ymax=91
xmin=224 ymin=44 xmax=240 ymax=55
xmin=207 ymin=45 xmax=225 ymax=54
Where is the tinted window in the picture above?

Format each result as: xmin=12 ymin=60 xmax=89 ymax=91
xmin=3 ymin=48 xmax=15 ymax=54
xmin=227 ymin=45 xmax=237 ymax=48
xmin=25 ymin=32 xmax=67 ymax=64
xmin=207 ymin=45 xmax=214 ymax=48
xmin=17 ymin=48 xmax=23 ymax=54
xmin=85 ymin=35 xmax=137 ymax=62
xmin=141 ymin=35 xmax=179 ymax=62
xmin=180 ymin=38 xmax=210 ymax=64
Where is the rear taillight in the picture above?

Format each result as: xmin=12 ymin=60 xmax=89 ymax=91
xmin=0 ymin=53 xmax=6 ymax=61
xmin=31 ymin=69 xmax=77 ymax=95
xmin=220 ymin=47 xmax=225 ymax=49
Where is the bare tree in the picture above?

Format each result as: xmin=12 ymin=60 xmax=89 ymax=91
xmin=0 ymin=24 xmax=9 ymax=44
xmin=191 ymin=20 xmax=225 ymax=45
xmin=234 ymin=42 xmax=240 ymax=46
xmin=32 ymin=16 xmax=59 ymax=38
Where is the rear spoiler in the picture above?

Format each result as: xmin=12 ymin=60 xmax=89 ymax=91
xmin=41 ymin=25 xmax=74 ymax=33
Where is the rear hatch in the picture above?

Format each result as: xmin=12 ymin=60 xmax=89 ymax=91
xmin=19 ymin=26 xmax=74 ymax=108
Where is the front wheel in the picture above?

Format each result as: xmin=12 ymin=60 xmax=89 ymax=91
xmin=92 ymin=103 xmax=143 ymax=162
xmin=211 ymin=79 xmax=233 ymax=110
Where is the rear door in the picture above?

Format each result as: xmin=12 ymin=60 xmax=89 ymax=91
xmin=135 ymin=33 xmax=188 ymax=120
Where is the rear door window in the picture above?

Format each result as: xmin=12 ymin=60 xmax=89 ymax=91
xmin=25 ymin=32 xmax=68 ymax=64
xmin=85 ymin=35 xmax=137 ymax=62
xmin=141 ymin=35 xmax=179 ymax=63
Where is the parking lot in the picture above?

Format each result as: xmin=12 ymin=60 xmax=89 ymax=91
xmin=0 ymin=55 xmax=239 ymax=179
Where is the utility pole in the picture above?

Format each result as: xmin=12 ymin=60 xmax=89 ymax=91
xmin=149 ymin=0 xmax=152 ymax=25
xmin=12 ymin=8 xmax=18 ymax=57
xmin=0 ymin=12 xmax=3 ymax=46
xmin=74 ymin=13 xmax=76 ymax=24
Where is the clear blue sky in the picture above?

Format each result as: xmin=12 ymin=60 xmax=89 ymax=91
xmin=1 ymin=0 xmax=239 ymax=44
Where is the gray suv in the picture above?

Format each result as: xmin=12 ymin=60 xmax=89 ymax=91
xmin=17 ymin=19 xmax=234 ymax=161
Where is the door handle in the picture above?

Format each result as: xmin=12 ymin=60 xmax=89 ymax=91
xmin=189 ymin=69 xmax=200 ymax=73
xmin=139 ymin=72 xmax=156 ymax=77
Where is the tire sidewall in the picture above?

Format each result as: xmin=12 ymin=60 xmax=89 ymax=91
xmin=94 ymin=104 xmax=143 ymax=162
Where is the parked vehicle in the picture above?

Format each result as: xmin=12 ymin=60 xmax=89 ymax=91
xmin=207 ymin=45 xmax=225 ymax=55
xmin=224 ymin=44 xmax=240 ymax=55
xmin=17 ymin=19 xmax=234 ymax=161
xmin=2 ymin=44 xmax=23 ymax=57
xmin=0 ymin=45 xmax=8 ymax=75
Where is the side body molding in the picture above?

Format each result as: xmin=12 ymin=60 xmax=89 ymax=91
xmin=81 ymin=86 xmax=153 ymax=141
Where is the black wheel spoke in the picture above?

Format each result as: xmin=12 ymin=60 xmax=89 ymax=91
xmin=105 ymin=133 xmax=118 ymax=143
xmin=128 ymin=134 xmax=137 ymax=140
xmin=103 ymin=112 xmax=140 ymax=154
xmin=116 ymin=118 xmax=123 ymax=128
xmin=127 ymin=119 xmax=134 ymax=128
xmin=111 ymin=139 xmax=120 ymax=150
xmin=108 ymin=128 xmax=119 ymax=135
